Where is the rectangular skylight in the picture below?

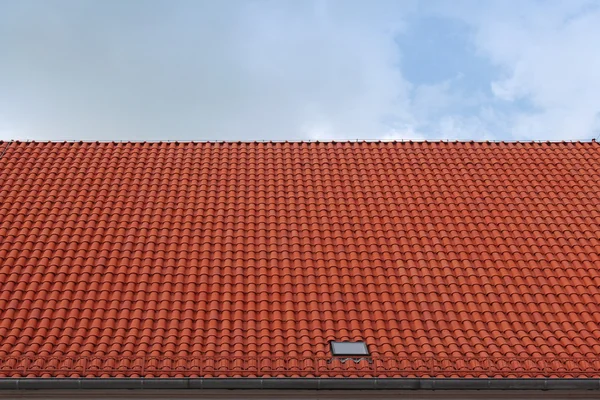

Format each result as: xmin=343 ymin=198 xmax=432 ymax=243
xmin=330 ymin=341 xmax=370 ymax=357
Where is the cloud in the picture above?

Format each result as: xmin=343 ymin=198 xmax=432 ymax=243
xmin=0 ymin=0 xmax=416 ymax=141
xmin=436 ymin=0 xmax=600 ymax=140
xmin=2 ymin=0 xmax=600 ymax=141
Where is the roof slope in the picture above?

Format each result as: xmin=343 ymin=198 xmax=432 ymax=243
xmin=1 ymin=140 xmax=600 ymax=378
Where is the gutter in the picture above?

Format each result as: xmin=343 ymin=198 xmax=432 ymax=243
xmin=1 ymin=378 xmax=599 ymax=391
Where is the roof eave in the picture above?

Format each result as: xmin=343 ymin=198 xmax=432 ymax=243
xmin=1 ymin=378 xmax=600 ymax=391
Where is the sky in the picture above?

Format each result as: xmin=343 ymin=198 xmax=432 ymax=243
xmin=1 ymin=0 xmax=600 ymax=141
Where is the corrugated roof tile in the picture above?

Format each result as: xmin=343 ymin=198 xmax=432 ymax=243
xmin=0 ymin=141 xmax=600 ymax=377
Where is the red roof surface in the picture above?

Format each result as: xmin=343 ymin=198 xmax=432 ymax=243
xmin=1 ymin=140 xmax=600 ymax=378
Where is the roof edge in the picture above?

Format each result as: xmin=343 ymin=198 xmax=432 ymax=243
xmin=2 ymin=378 xmax=600 ymax=391
xmin=1 ymin=139 xmax=598 ymax=144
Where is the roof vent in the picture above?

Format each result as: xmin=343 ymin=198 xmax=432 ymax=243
xmin=329 ymin=341 xmax=371 ymax=363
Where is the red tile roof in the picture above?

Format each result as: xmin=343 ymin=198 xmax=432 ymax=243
xmin=1 ymin=140 xmax=600 ymax=378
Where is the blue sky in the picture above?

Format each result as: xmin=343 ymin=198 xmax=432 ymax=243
xmin=1 ymin=0 xmax=600 ymax=141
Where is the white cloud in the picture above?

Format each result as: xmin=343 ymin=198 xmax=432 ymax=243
xmin=439 ymin=0 xmax=600 ymax=140
xmin=0 ymin=0 xmax=417 ymax=141
xmin=381 ymin=127 xmax=427 ymax=141
xmin=2 ymin=0 xmax=599 ymax=141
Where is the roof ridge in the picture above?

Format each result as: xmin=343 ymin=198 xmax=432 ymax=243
xmin=4 ymin=139 xmax=598 ymax=144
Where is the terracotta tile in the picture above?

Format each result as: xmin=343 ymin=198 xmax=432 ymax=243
xmin=0 ymin=141 xmax=600 ymax=377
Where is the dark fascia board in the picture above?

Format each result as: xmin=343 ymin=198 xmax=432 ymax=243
xmin=1 ymin=378 xmax=600 ymax=391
